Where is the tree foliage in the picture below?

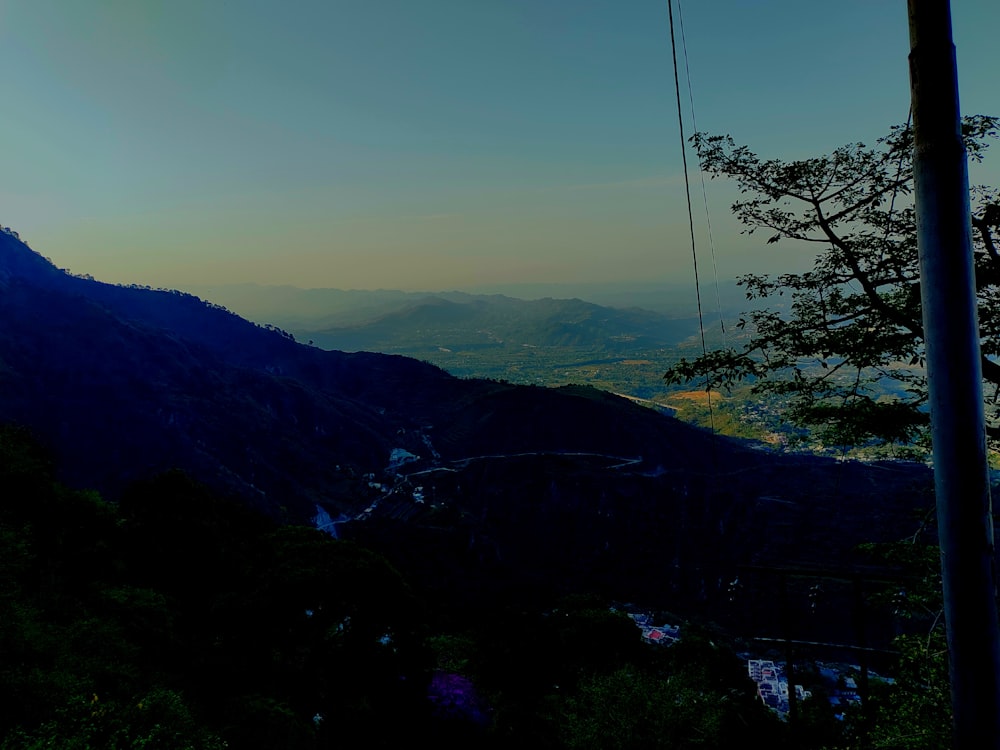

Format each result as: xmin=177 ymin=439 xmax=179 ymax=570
xmin=2 ymin=423 xmax=967 ymax=748
xmin=0 ymin=426 xmax=432 ymax=749
xmin=553 ymin=628 xmax=781 ymax=750
xmin=665 ymin=115 xmax=1000 ymax=448
xmin=847 ymin=541 xmax=952 ymax=750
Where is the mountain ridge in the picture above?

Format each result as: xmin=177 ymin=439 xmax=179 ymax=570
xmin=0 ymin=231 xmax=733 ymax=518
xmin=176 ymin=282 xmax=705 ymax=352
xmin=0 ymin=230 xmax=935 ymax=622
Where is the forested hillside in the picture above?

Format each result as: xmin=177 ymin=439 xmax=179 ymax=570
xmin=0 ymin=427 xmax=950 ymax=749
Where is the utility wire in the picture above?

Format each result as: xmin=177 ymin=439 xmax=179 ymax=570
xmin=676 ymin=0 xmax=726 ymax=346
xmin=668 ymin=0 xmax=714 ymax=432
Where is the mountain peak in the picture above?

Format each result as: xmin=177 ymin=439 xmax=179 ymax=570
xmin=0 ymin=227 xmax=63 ymax=288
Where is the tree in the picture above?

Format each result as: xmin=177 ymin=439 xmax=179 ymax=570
xmin=664 ymin=116 xmax=1000 ymax=449
xmin=554 ymin=629 xmax=782 ymax=749
xmin=828 ymin=541 xmax=954 ymax=750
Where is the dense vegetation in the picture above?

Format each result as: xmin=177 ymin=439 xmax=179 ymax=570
xmin=0 ymin=423 xmax=961 ymax=748
xmin=0 ymin=425 xmax=429 ymax=748
xmin=0 ymin=424 xmax=781 ymax=748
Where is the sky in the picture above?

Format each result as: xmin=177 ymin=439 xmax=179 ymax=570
xmin=1 ymin=1 xmax=997 ymax=294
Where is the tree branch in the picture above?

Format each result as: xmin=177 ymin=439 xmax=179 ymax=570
xmin=811 ymin=199 xmax=924 ymax=338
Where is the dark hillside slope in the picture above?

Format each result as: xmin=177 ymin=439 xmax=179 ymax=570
xmin=0 ymin=232 xmax=719 ymax=514
xmin=0 ymin=231 xmax=934 ymax=604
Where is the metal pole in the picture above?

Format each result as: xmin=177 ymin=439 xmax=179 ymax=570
xmin=907 ymin=2 xmax=1000 ymax=747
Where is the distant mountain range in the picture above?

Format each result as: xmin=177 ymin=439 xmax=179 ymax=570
xmin=301 ymin=294 xmax=703 ymax=354
xmin=178 ymin=283 xmax=709 ymax=354
xmin=0 ymin=230 xmax=934 ymax=624
xmin=179 ymin=279 xmax=750 ymax=328
xmin=175 ymin=283 xmax=732 ymax=390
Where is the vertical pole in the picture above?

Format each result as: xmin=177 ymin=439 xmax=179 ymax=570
xmin=907 ymin=2 xmax=1000 ymax=747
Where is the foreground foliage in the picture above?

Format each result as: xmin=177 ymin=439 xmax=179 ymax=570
xmin=0 ymin=426 xmax=428 ymax=748
xmin=0 ymin=424 xmax=962 ymax=748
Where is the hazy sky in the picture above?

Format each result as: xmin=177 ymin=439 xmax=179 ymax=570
xmin=1 ymin=1 xmax=997 ymax=292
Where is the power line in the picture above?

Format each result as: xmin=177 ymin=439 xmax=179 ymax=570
xmin=667 ymin=0 xmax=715 ymax=433
xmin=676 ymin=0 xmax=726 ymax=345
